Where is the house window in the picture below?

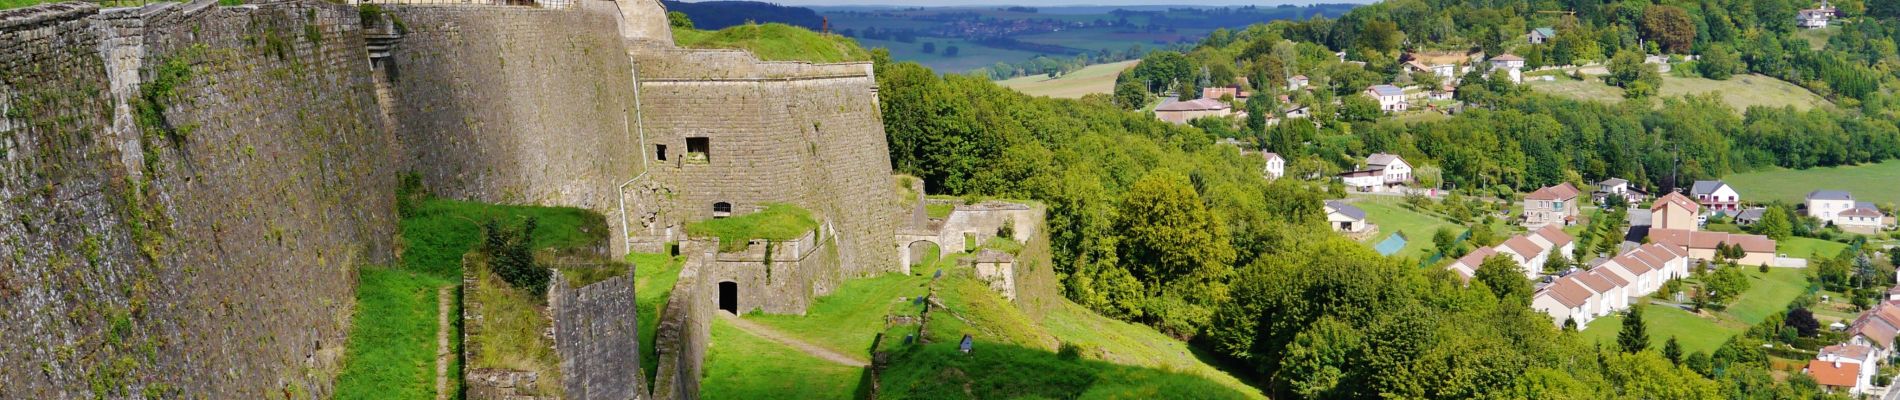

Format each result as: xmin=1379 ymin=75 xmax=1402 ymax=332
xmin=713 ymin=202 xmax=732 ymax=218
xmin=656 ymin=144 xmax=667 ymax=161
xmin=686 ymin=137 xmax=710 ymax=163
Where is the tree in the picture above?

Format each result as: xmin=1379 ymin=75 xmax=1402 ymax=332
xmin=1544 ymin=252 xmax=1571 ymax=275
xmin=667 ymin=11 xmax=694 ymax=29
xmin=1475 ymin=254 xmax=1533 ymax=302
xmin=1433 ymin=227 xmax=1459 ymax=256
xmin=1663 ymin=337 xmax=1683 ymax=364
xmin=1115 ymin=170 xmax=1235 ymax=332
xmin=1786 ymin=307 xmax=1821 ymax=337
xmin=1341 ymin=94 xmax=1382 ymax=122
xmin=1756 ymin=205 xmax=1794 ymax=240
xmin=1113 ymin=80 xmax=1148 ymax=110
xmin=1619 ymin=305 xmax=1650 ymax=353
xmin=1698 ymin=44 xmax=1740 ymax=80
xmin=1605 ymin=50 xmax=1661 ymax=98
xmin=1414 ymin=164 xmax=1443 ymax=189
xmin=1641 ymin=5 xmax=1697 ymax=53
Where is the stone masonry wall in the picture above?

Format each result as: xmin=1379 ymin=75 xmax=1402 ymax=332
xmin=550 ymin=267 xmax=645 ymax=400
xmin=691 ymin=230 xmax=837 ymax=315
xmin=0 ymin=1 xmax=394 ymax=397
xmin=382 ymin=3 xmax=637 ymax=253
xmin=649 ymin=251 xmax=713 ymax=400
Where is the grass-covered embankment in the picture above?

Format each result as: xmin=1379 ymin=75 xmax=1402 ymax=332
xmin=672 ymin=23 xmax=870 ymax=63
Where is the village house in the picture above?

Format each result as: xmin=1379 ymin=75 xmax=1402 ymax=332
xmin=1847 ymin=301 xmax=1900 ymax=361
xmin=1815 ymin=344 xmax=1878 ymax=395
xmin=1593 ymin=178 xmax=1648 ymax=205
xmin=1153 ymin=98 xmax=1232 ymax=124
xmin=1837 ymin=205 xmax=1887 ymax=234
xmin=1523 ymin=183 xmax=1582 ymax=229
xmin=1528 ymin=27 xmax=1556 ymax=44
xmin=1529 ymin=225 xmax=1578 ymax=258
xmin=1799 ymin=1 xmax=1836 ymax=29
xmin=1200 ymin=86 xmax=1251 ymax=103
xmin=1575 ymin=268 xmax=1629 ymax=318
xmin=1806 ymin=360 xmax=1865 ymax=395
xmin=1689 ymin=180 xmax=1742 ymax=215
xmin=1532 ymin=276 xmax=1598 ymax=328
xmin=1734 ymin=208 xmax=1767 ymax=226
xmin=1445 ymin=247 xmax=1496 ymax=282
xmin=1497 ymin=235 xmax=1550 ymax=279
xmin=1447 ymin=226 xmax=1574 ymax=283
xmin=1650 ymin=192 xmax=1701 ymax=231
xmin=1365 ymin=84 xmax=1408 ymax=112
xmin=1647 ymin=229 xmax=1777 ymax=266
xmin=1261 ymin=152 xmax=1285 ymax=180
xmin=1807 ymin=190 xmax=1888 ymax=234
xmin=1325 ymin=200 xmax=1372 ymax=234
xmin=1807 ymin=190 xmax=1858 ymax=221
xmin=1488 ymin=54 xmax=1525 ymax=84
xmin=1428 ymin=84 xmax=1455 ymax=101
xmin=1337 ymin=153 xmax=1412 ymax=191
xmin=1287 ymin=75 xmax=1308 ymax=91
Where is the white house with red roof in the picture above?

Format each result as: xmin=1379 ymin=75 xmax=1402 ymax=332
xmin=1337 ymin=153 xmax=1412 ymax=192
xmin=1532 ymin=276 xmax=1599 ymax=328
xmin=1523 ymin=183 xmax=1582 ymax=229
xmin=1806 ymin=359 xmax=1865 ymax=395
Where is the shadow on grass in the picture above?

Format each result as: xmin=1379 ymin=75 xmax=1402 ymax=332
xmin=877 ymin=342 xmax=1255 ymax=400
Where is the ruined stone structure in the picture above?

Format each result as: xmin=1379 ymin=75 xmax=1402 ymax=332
xmin=898 ymin=200 xmax=1043 ymax=273
xmin=0 ymin=0 xmax=899 ymax=396
xmin=0 ymin=2 xmax=393 ymax=396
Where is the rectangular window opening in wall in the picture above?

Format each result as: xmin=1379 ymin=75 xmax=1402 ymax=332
xmin=686 ymin=137 xmax=710 ymax=163
xmin=656 ymin=144 xmax=667 ymax=161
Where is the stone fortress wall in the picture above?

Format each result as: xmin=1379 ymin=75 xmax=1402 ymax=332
xmin=0 ymin=1 xmax=395 ymax=397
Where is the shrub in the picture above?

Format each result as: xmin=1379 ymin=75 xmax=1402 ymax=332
xmin=484 ymin=217 xmax=549 ymax=296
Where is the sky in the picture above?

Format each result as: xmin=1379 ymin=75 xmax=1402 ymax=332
xmin=687 ymin=0 xmax=1376 ymax=8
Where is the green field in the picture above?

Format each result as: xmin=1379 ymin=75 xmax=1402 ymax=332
xmin=1780 ymin=237 xmax=1850 ymax=260
xmin=1528 ymin=73 xmax=1830 ymax=113
xmin=702 ymin=318 xmax=866 ymax=400
xmin=996 ymin=60 xmax=1139 ymax=98
xmin=1350 ymin=197 xmax=1464 ymax=260
xmin=1578 ymin=268 xmax=1809 ymax=354
xmin=745 ymin=273 xmax=933 ymax=356
xmin=1726 ymin=160 xmax=1900 ymax=206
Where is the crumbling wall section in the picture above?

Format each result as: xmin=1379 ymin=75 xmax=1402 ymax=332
xmin=0 ymin=1 xmax=393 ymax=397
xmin=550 ymin=267 xmax=645 ymax=400
xmin=381 ymin=4 xmax=636 ymax=252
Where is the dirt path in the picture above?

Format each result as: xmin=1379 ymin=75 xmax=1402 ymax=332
xmin=716 ymin=312 xmax=870 ymax=367
xmin=434 ymin=285 xmax=453 ymax=400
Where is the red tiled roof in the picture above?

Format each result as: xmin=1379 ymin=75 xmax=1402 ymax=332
xmin=1652 ymin=192 xmax=1700 ymax=213
xmin=1547 ymin=277 xmax=1594 ymax=308
xmin=1577 ymin=271 xmax=1617 ymax=293
xmin=1590 ymin=267 xmax=1629 ymax=286
xmin=1612 ymin=254 xmax=1654 ymax=275
xmin=1526 ymin=183 xmax=1582 ymax=200
xmin=1499 ymin=236 xmax=1546 ymax=259
xmin=1849 ymin=301 xmax=1900 ymax=350
xmin=1807 ymin=360 xmax=1861 ymax=388
xmin=1650 ymin=229 xmax=1776 ymax=254
xmin=1533 ymin=225 xmax=1574 ymax=249
xmin=1630 ymin=247 xmax=1669 ymax=271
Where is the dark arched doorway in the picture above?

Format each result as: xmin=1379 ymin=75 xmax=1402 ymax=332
xmin=718 ymin=281 xmax=738 ymax=314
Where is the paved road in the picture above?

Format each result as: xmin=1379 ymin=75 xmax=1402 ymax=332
xmin=718 ymin=312 xmax=870 ymax=367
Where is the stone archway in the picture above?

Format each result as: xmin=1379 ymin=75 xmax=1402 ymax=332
xmin=718 ymin=281 xmax=738 ymax=314
xmin=903 ymin=240 xmax=941 ymax=270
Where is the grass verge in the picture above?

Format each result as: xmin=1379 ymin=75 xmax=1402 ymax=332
xmin=630 ymin=252 xmax=685 ymax=383
xmin=335 ymin=267 xmax=451 ymax=399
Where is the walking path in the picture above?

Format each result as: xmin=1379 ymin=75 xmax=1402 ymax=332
xmin=716 ymin=312 xmax=870 ymax=367
xmin=434 ymin=286 xmax=453 ymax=400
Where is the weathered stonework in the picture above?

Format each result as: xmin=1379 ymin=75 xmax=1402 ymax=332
xmin=687 ymin=229 xmax=837 ymax=315
xmin=0 ymin=1 xmax=394 ymax=397
xmin=550 ymin=267 xmax=645 ymax=400
xmin=648 ymin=257 xmax=712 ymax=400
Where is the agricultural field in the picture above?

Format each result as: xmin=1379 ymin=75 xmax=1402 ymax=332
xmin=1578 ymin=267 xmax=1810 ymax=354
xmin=1527 ymin=73 xmax=1830 ymax=113
xmin=995 ymin=60 xmax=1139 ymax=98
xmin=1726 ymin=160 xmax=1900 ymax=206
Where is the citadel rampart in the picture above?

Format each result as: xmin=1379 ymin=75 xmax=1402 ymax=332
xmin=0 ymin=1 xmax=394 ymax=396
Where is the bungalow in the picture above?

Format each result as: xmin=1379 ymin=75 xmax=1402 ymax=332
xmin=1488 ymin=54 xmax=1525 ymax=84
xmin=1325 ymin=200 xmax=1371 ymax=234
xmin=1200 ymin=86 xmax=1251 ymax=102
xmin=1262 ymin=152 xmax=1285 ymax=180
xmin=1404 ymin=60 xmax=1460 ymax=81
xmin=1154 ymin=98 xmax=1233 ymax=124
xmin=1528 ymin=27 xmax=1556 ymax=44
xmin=1689 ymin=180 xmax=1742 ymax=215
xmin=1287 ymin=75 xmax=1309 ymax=91
xmin=1524 ymin=183 xmax=1582 ymax=229
xmin=1647 ymin=229 xmax=1778 ymax=266
xmin=1809 ymin=190 xmax=1888 ymax=233
xmin=1532 ymin=276 xmax=1598 ymax=328
xmin=1838 ymin=204 xmax=1886 ymax=234
xmin=1337 ymin=153 xmax=1413 ymax=191
xmin=1806 ymin=360 xmax=1865 ymax=395
xmin=1651 ymin=192 xmax=1701 ymax=231
xmin=1734 ymin=208 xmax=1766 ymax=226
xmin=1366 ymin=84 xmax=1408 ymax=112
xmin=1593 ymin=178 xmax=1648 ymax=205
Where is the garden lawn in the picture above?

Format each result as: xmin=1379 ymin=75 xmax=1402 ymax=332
xmin=1781 ymin=237 xmax=1849 ymax=260
xmin=1351 ymin=197 xmax=1462 ymax=260
xmin=996 ymin=60 xmax=1139 ymax=99
xmin=702 ymin=318 xmax=865 ymax=400
xmin=1578 ymin=268 xmax=1809 ymax=354
xmin=745 ymin=273 xmax=932 ymax=356
xmin=1726 ymin=160 xmax=1900 ymax=206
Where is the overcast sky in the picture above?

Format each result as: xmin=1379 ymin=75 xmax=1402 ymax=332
xmin=692 ymin=0 xmax=1375 ymax=8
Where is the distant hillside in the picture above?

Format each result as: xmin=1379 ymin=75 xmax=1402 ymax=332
xmin=662 ymin=1 xmax=824 ymax=30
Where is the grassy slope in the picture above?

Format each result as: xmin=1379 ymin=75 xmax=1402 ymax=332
xmin=746 ymin=273 xmax=933 ymax=356
xmin=629 ymin=252 xmax=684 ymax=382
xmin=1351 ymin=197 xmax=1462 ymax=260
xmin=1578 ymin=268 xmax=1809 ymax=354
xmin=995 ymin=60 xmax=1140 ymax=99
xmin=1726 ymin=159 xmax=1900 ymax=206
xmin=1527 ymin=73 xmax=1829 ymax=113
xmin=336 ymin=199 xmax=604 ymax=397
xmin=701 ymin=318 xmax=864 ymax=400
xmin=877 ymin=343 xmax=1256 ymax=400
xmin=673 ymin=23 xmax=870 ymax=63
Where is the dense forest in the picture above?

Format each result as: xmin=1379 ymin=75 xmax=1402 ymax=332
xmin=871 ymin=0 xmax=1900 ymax=397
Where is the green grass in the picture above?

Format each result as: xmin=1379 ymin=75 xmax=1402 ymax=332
xmin=1040 ymin=301 xmax=1267 ymax=398
xmin=1578 ymin=268 xmax=1809 ymax=354
xmin=926 ymin=271 xmax=1055 ymax=348
xmin=1795 ymin=26 xmax=1837 ymax=50
xmin=467 ymin=257 xmax=562 ymax=395
xmin=876 ymin=342 xmax=1256 ymax=400
xmin=1528 ymin=73 xmax=1829 ymax=113
xmin=629 ymin=252 xmax=684 ymax=382
xmin=745 ymin=273 xmax=933 ymax=357
xmin=995 ymin=60 xmax=1139 ymax=99
xmin=400 ymin=198 xmax=607 ymax=278
xmin=684 ymin=203 xmax=818 ymax=251
xmin=702 ymin=318 xmax=865 ymax=400
xmin=1726 ymin=159 xmax=1900 ymax=206
xmin=673 ymin=23 xmax=870 ymax=64
xmin=1780 ymin=237 xmax=1850 ymax=260
xmin=925 ymin=203 xmax=954 ymax=219
xmin=335 ymin=267 xmax=454 ymax=400
xmin=1351 ymin=197 xmax=1463 ymax=260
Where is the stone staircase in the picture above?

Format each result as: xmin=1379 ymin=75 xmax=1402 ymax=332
xmin=363 ymin=15 xmax=402 ymax=60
